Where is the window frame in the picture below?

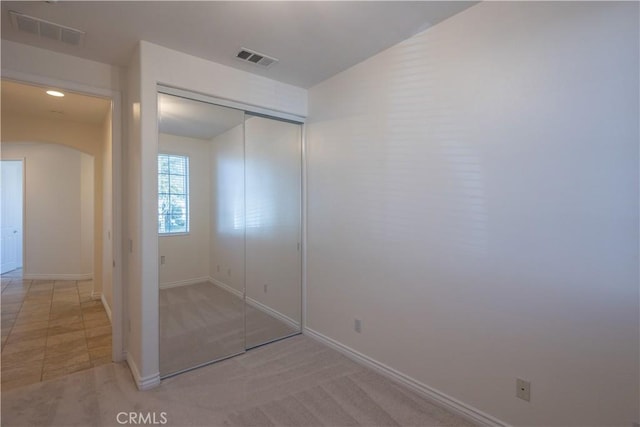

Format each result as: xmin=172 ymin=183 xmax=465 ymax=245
xmin=158 ymin=152 xmax=190 ymax=236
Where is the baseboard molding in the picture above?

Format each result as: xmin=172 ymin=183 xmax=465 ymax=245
xmin=126 ymin=353 xmax=160 ymax=391
xmin=246 ymin=296 xmax=301 ymax=331
xmin=100 ymin=294 xmax=112 ymax=323
xmin=23 ymin=273 xmax=93 ymax=281
xmin=303 ymin=328 xmax=507 ymax=427
xmin=208 ymin=277 xmax=244 ymax=299
xmin=159 ymin=276 xmax=209 ymax=290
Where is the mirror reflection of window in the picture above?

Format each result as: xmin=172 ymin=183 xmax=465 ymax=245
xmin=158 ymin=153 xmax=190 ymax=234
xmin=158 ymin=93 xmax=247 ymax=378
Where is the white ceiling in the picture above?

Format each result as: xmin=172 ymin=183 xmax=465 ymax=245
xmin=0 ymin=1 xmax=477 ymax=88
xmin=158 ymin=93 xmax=244 ymax=140
xmin=1 ymin=79 xmax=111 ymax=125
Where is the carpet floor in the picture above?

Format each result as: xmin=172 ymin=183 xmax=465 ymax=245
xmin=160 ymin=282 xmax=298 ymax=376
xmin=1 ymin=334 xmax=475 ymax=426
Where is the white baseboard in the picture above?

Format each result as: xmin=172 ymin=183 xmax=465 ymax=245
xmin=159 ymin=276 xmax=209 ymax=290
xmin=303 ymin=328 xmax=507 ymax=427
xmin=246 ymin=296 xmax=300 ymax=331
xmin=24 ymin=273 xmax=93 ymax=281
xmin=100 ymin=294 xmax=112 ymax=323
xmin=208 ymin=277 xmax=244 ymax=299
xmin=126 ymin=353 xmax=160 ymax=391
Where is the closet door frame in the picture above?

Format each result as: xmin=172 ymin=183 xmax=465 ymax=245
xmin=158 ymin=85 xmax=305 ymax=124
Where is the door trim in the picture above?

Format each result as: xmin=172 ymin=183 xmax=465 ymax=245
xmin=158 ymin=84 xmax=306 ymax=124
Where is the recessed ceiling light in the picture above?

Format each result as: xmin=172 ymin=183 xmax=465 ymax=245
xmin=46 ymin=90 xmax=64 ymax=97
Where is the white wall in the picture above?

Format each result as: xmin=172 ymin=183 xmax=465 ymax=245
xmin=1 ymin=143 xmax=94 ymax=279
xmin=125 ymin=44 xmax=145 ymax=380
xmin=306 ymin=2 xmax=639 ymax=426
xmin=209 ymin=125 xmax=245 ymax=294
xmin=158 ymin=133 xmax=211 ymax=287
xmin=1 ymin=40 xmax=121 ymax=92
xmin=2 ymin=112 xmax=106 ymax=290
xmin=125 ymin=40 xmax=308 ymax=383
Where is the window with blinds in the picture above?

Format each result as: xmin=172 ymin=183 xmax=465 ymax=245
xmin=158 ymin=154 xmax=189 ymax=234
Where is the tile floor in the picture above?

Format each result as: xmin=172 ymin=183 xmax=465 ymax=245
xmin=1 ymin=269 xmax=112 ymax=390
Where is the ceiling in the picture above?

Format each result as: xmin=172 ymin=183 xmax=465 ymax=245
xmin=1 ymin=79 xmax=111 ymax=125
xmin=0 ymin=1 xmax=477 ymax=88
xmin=158 ymin=93 xmax=244 ymax=140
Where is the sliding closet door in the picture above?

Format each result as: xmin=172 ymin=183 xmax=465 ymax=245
xmin=244 ymin=116 xmax=302 ymax=349
xmin=158 ymin=93 xmax=246 ymax=377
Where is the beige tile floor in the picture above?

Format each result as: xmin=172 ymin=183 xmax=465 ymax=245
xmin=1 ymin=269 xmax=112 ymax=390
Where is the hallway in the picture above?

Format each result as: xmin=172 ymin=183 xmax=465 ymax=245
xmin=1 ymin=269 xmax=112 ymax=390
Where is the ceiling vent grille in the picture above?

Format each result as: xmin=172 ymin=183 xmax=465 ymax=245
xmin=236 ymin=47 xmax=278 ymax=68
xmin=9 ymin=10 xmax=85 ymax=47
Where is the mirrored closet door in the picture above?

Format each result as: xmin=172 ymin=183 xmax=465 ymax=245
xmin=158 ymin=91 xmax=302 ymax=378
xmin=245 ymin=115 xmax=302 ymax=349
xmin=158 ymin=93 xmax=246 ymax=377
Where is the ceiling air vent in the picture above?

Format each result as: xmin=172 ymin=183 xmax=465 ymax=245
xmin=9 ymin=10 xmax=85 ymax=47
xmin=236 ymin=48 xmax=278 ymax=69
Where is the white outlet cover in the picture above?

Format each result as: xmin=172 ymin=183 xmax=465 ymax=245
xmin=516 ymin=378 xmax=531 ymax=402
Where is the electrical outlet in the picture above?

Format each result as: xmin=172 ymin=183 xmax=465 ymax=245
xmin=354 ymin=319 xmax=362 ymax=333
xmin=516 ymin=378 xmax=531 ymax=402
xmin=264 ymin=284 xmax=268 ymax=293
xmin=160 ymin=255 xmax=165 ymax=265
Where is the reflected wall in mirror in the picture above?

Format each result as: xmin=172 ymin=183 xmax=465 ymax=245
xmin=158 ymin=93 xmax=245 ymax=377
xmin=245 ymin=115 xmax=302 ymax=348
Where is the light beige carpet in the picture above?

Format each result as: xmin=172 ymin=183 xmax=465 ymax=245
xmin=1 ymin=335 xmax=475 ymax=426
xmin=160 ymin=282 xmax=298 ymax=376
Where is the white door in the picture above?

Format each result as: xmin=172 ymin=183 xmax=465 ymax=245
xmin=1 ymin=160 xmax=24 ymax=274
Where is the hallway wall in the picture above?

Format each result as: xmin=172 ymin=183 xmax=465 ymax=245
xmin=2 ymin=112 xmax=105 ymax=288
xmin=1 ymin=142 xmax=94 ymax=278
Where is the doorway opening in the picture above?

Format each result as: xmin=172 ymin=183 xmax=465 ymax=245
xmin=0 ymin=78 xmax=120 ymax=389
